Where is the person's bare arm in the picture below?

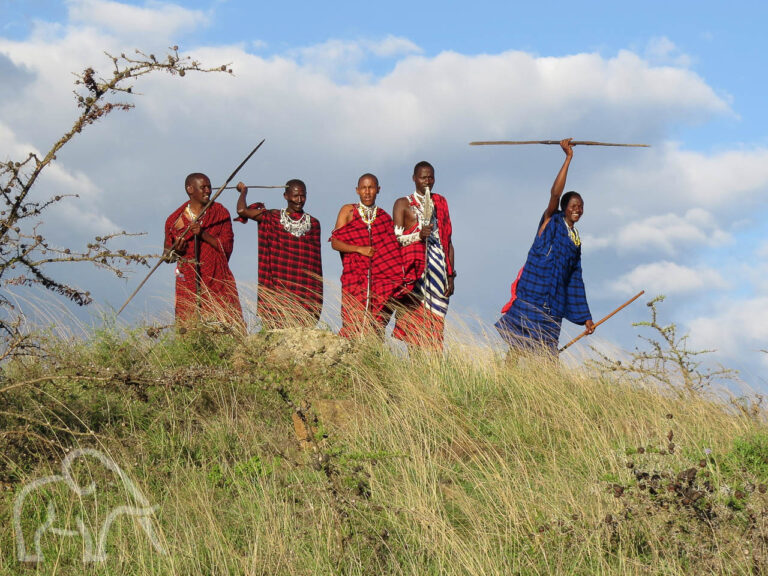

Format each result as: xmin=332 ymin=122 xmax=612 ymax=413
xmin=445 ymin=241 xmax=455 ymax=297
xmin=235 ymin=181 xmax=266 ymax=221
xmin=392 ymin=197 xmax=410 ymax=229
xmin=539 ymin=138 xmax=573 ymax=236
xmin=393 ymin=196 xmax=425 ymax=245
xmin=331 ymin=204 xmax=374 ymax=257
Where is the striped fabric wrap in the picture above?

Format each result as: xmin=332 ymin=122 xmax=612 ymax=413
xmin=419 ymin=223 xmax=450 ymax=318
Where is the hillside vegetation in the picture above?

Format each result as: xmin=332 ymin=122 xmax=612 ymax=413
xmin=1 ymin=322 xmax=768 ymax=575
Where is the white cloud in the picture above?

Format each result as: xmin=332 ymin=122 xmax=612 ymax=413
xmin=66 ymin=0 xmax=208 ymax=40
xmin=610 ymin=261 xmax=729 ymax=295
xmin=367 ymin=35 xmax=421 ymax=58
xmin=615 ymin=208 xmax=730 ymax=255
xmin=672 ymin=146 xmax=768 ymax=205
xmin=688 ymin=297 xmax=768 ymax=364
xmin=644 ymin=37 xmax=692 ymax=68
xmin=288 ymin=35 xmax=421 ymax=83
xmin=2 ymin=0 xmax=765 ymax=382
xmin=0 ymin=123 xmax=118 ymax=236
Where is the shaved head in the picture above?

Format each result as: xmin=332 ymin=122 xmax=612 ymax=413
xmin=185 ymin=172 xmax=208 ymax=188
xmin=358 ymin=173 xmax=379 ymax=187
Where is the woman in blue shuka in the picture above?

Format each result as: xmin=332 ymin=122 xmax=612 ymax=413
xmin=495 ymin=137 xmax=595 ymax=353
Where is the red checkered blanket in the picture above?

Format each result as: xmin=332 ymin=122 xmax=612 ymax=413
xmin=253 ymin=210 xmax=323 ymax=327
xmin=331 ymin=206 xmax=406 ymax=335
xmin=165 ymin=201 xmax=242 ymax=325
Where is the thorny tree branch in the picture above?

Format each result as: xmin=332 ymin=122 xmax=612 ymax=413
xmin=590 ymin=295 xmax=737 ymax=394
xmin=0 ymin=47 xmax=233 ymax=359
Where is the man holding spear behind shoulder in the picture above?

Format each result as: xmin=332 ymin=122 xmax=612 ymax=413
xmin=495 ymin=139 xmax=594 ymax=353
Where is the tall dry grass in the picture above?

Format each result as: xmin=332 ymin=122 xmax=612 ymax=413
xmin=1 ymin=299 xmax=768 ymax=574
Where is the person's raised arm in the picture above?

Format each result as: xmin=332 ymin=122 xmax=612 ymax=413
xmin=235 ymin=181 xmax=266 ymax=222
xmin=539 ymin=138 xmax=574 ymax=236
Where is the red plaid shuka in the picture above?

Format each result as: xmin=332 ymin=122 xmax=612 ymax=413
xmin=331 ymin=206 xmax=406 ymax=337
xmin=247 ymin=209 xmax=323 ymax=328
xmin=165 ymin=201 xmax=243 ymax=326
xmin=400 ymin=193 xmax=454 ymax=286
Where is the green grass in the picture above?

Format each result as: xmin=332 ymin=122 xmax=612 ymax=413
xmin=1 ymin=322 xmax=768 ymax=574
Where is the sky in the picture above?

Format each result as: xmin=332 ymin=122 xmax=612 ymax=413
xmin=1 ymin=0 xmax=767 ymax=388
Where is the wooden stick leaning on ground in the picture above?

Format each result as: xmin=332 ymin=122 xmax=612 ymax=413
xmin=559 ymin=290 xmax=645 ymax=353
xmin=469 ymin=140 xmax=650 ymax=147
xmin=116 ymin=139 xmax=266 ymax=316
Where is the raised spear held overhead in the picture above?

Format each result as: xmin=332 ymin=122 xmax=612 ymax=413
xmin=469 ymin=139 xmax=650 ymax=147
xmin=216 ymin=184 xmax=287 ymax=190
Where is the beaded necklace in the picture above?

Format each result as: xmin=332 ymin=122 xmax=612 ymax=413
xmin=564 ymin=220 xmax=581 ymax=247
xmin=280 ymin=209 xmax=311 ymax=237
xmin=184 ymin=203 xmax=203 ymax=222
xmin=357 ymin=203 xmax=378 ymax=226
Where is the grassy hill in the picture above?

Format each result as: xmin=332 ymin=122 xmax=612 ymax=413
xmin=1 ymin=323 xmax=768 ymax=575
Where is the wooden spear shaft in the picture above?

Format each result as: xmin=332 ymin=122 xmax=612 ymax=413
xmin=116 ymin=139 xmax=266 ymax=316
xmin=469 ymin=140 xmax=650 ymax=147
xmin=216 ymin=184 xmax=286 ymax=190
xmin=559 ymin=290 xmax=645 ymax=353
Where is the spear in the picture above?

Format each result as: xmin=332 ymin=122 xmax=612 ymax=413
xmin=470 ymin=140 xmax=650 ymax=147
xmin=559 ymin=290 xmax=645 ymax=353
xmin=117 ymin=139 xmax=266 ymax=316
xmin=216 ymin=184 xmax=286 ymax=190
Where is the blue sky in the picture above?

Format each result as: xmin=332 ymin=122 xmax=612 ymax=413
xmin=1 ymin=0 xmax=767 ymax=387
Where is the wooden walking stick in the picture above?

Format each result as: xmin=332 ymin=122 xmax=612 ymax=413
xmin=117 ymin=139 xmax=266 ymax=316
xmin=469 ymin=140 xmax=650 ymax=147
xmin=193 ymin=234 xmax=201 ymax=314
xmin=559 ymin=290 xmax=645 ymax=352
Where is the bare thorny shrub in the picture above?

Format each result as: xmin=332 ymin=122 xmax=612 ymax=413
xmin=0 ymin=47 xmax=232 ymax=361
xmin=591 ymin=295 xmax=737 ymax=395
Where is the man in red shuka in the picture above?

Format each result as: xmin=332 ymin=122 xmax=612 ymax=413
xmin=164 ymin=173 xmax=243 ymax=327
xmin=392 ymin=161 xmax=455 ymax=349
xmin=235 ymin=179 xmax=323 ymax=328
xmin=331 ymin=173 xmax=407 ymax=338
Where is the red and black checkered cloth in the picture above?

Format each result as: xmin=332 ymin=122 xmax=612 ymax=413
xmin=164 ymin=201 xmax=243 ymax=325
xmin=331 ymin=206 xmax=406 ymax=337
xmin=251 ymin=209 xmax=323 ymax=328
